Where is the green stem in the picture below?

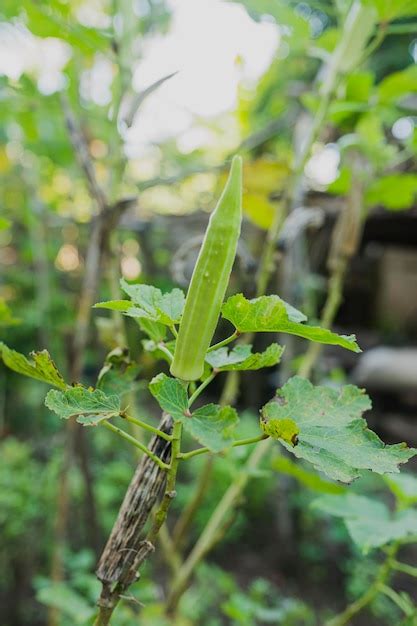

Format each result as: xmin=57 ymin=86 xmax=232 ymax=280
xmin=147 ymin=421 xmax=183 ymax=544
xmin=325 ymin=543 xmax=399 ymax=626
xmin=188 ymin=373 xmax=216 ymax=408
xmin=158 ymin=524 xmax=182 ymax=575
xmin=178 ymin=434 xmax=268 ymax=461
xmin=379 ymin=584 xmax=410 ymax=615
xmin=172 ymin=455 xmax=215 ymax=551
xmin=102 ymin=421 xmax=170 ymax=470
xmin=207 ymin=331 xmax=240 ymax=352
xmin=297 ymin=260 xmax=346 ymax=378
xmin=392 ymin=560 xmax=417 ymax=578
xmin=123 ymin=413 xmax=173 ymax=442
xmin=165 ymin=438 xmax=271 ymax=615
xmin=158 ymin=343 xmax=174 ymax=363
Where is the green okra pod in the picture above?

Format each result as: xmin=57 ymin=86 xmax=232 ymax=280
xmin=170 ymin=155 xmax=243 ymax=381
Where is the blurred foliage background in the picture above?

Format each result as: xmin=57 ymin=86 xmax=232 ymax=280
xmin=1 ymin=0 xmax=417 ymax=624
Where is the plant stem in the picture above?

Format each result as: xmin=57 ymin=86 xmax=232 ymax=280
xmin=392 ymin=560 xmax=417 ymax=578
xmin=325 ymin=543 xmax=399 ymax=626
xmin=188 ymin=373 xmax=216 ymax=408
xmin=103 ymin=421 xmax=170 ymax=470
xmin=158 ymin=524 xmax=182 ymax=575
xmin=157 ymin=343 xmax=174 ymax=363
xmin=147 ymin=422 xmax=183 ymax=544
xmin=178 ymin=434 xmax=268 ymax=461
xmin=297 ymin=261 xmax=346 ymax=378
xmin=172 ymin=455 xmax=215 ymax=551
xmin=379 ymin=584 xmax=410 ymax=614
xmin=123 ymin=414 xmax=173 ymax=441
xmin=165 ymin=438 xmax=271 ymax=614
xmin=207 ymin=331 xmax=240 ymax=352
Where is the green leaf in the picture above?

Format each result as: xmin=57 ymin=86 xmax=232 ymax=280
xmin=137 ymin=318 xmax=167 ymax=343
xmin=94 ymin=300 xmax=133 ymax=311
xmin=378 ymin=65 xmax=417 ymax=104
xmin=45 ymin=387 xmax=121 ymax=426
xmin=222 ymin=294 xmax=360 ymax=353
xmin=272 ymin=456 xmax=346 ymax=495
xmin=384 ymin=472 xmax=417 ymax=506
xmin=0 ymin=217 xmax=11 ymax=230
xmin=149 ymin=373 xmax=239 ymax=451
xmin=120 ymin=279 xmax=185 ymax=325
xmin=36 ymin=583 xmax=95 ymax=624
xmin=261 ymin=377 xmax=416 ymax=483
xmin=345 ymin=71 xmax=374 ymax=102
xmin=313 ymin=493 xmax=417 ymax=552
xmin=364 ymin=0 xmax=417 ymax=20
xmin=149 ymin=373 xmax=189 ymax=419
xmin=183 ymin=404 xmax=239 ymax=452
xmin=365 ymin=174 xmax=417 ymax=210
xmin=0 ymin=342 xmax=66 ymax=389
xmin=206 ymin=343 xmax=284 ymax=371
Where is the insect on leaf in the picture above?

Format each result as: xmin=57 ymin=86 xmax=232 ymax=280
xmin=261 ymin=377 xmax=416 ymax=482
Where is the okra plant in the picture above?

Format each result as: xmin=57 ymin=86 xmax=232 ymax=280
xmin=0 ymin=157 xmax=416 ymax=623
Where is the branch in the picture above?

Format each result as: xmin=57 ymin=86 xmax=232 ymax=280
xmin=94 ymin=414 xmax=174 ymax=625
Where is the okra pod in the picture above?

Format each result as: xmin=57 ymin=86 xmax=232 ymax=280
xmin=170 ymin=155 xmax=243 ymax=381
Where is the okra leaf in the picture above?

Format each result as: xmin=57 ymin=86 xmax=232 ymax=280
xmin=137 ymin=318 xmax=167 ymax=343
xmin=384 ymin=473 xmax=417 ymax=507
xmin=313 ymin=493 xmax=417 ymax=552
xmin=272 ymin=456 xmax=346 ymax=495
xmin=149 ymin=373 xmax=189 ymax=419
xmin=149 ymin=374 xmax=239 ymax=451
xmin=120 ymin=279 xmax=185 ymax=325
xmin=93 ymin=300 xmax=132 ymax=312
xmin=45 ymin=386 xmax=121 ymax=426
xmin=182 ymin=404 xmax=239 ymax=452
xmin=206 ymin=343 xmax=284 ymax=371
xmin=261 ymin=376 xmax=416 ymax=483
xmin=222 ymin=294 xmax=360 ymax=353
xmin=0 ymin=342 xmax=66 ymax=389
